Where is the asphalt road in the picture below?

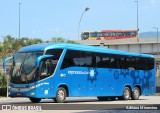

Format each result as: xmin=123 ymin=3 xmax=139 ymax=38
xmin=0 ymin=95 xmax=160 ymax=113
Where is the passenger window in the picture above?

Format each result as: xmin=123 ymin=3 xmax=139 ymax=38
xmin=126 ymin=56 xmax=136 ymax=70
xmin=110 ymin=54 xmax=120 ymax=68
xmin=147 ymin=58 xmax=154 ymax=70
xmin=39 ymin=59 xmax=53 ymax=80
xmin=39 ymin=49 xmax=63 ymax=79
xmin=137 ymin=57 xmax=147 ymax=70
xmin=61 ymin=50 xmax=80 ymax=69
xmin=60 ymin=50 xmax=96 ymax=69
xmin=80 ymin=51 xmax=95 ymax=67
xmin=119 ymin=57 xmax=125 ymax=69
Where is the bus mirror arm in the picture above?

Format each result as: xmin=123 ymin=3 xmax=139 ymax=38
xmin=3 ymin=56 xmax=13 ymax=69
xmin=36 ymin=55 xmax=53 ymax=67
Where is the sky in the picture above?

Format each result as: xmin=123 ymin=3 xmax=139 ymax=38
xmin=0 ymin=0 xmax=160 ymax=41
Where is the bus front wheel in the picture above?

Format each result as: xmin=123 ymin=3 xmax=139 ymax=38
xmin=131 ymin=87 xmax=140 ymax=100
xmin=54 ymin=87 xmax=67 ymax=103
xmin=29 ymin=98 xmax=41 ymax=103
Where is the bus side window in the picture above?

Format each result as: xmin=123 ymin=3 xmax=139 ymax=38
xmin=126 ymin=56 xmax=136 ymax=70
xmin=96 ymin=52 xmax=110 ymax=68
xmin=147 ymin=58 xmax=154 ymax=70
xmin=39 ymin=59 xmax=53 ymax=79
xmin=136 ymin=57 xmax=147 ymax=70
xmin=43 ymin=49 xmax=63 ymax=76
xmin=80 ymin=51 xmax=95 ymax=67
xmin=119 ymin=56 xmax=125 ymax=69
xmin=110 ymin=54 xmax=120 ymax=68
xmin=60 ymin=50 xmax=81 ymax=69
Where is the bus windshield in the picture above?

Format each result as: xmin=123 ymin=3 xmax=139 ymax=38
xmin=82 ymin=32 xmax=89 ymax=40
xmin=10 ymin=52 xmax=43 ymax=84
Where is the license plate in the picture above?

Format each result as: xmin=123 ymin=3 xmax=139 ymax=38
xmin=17 ymin=93 xmax=22 ymax=96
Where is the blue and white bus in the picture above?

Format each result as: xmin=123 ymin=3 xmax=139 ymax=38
xmin=3 ymin=43 xmax=156 ymax=103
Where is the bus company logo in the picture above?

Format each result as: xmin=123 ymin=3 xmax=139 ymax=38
xmin=89 ymin=70 xmax=95 ymax=78
xmin=88 ymin=69 xmax=97 ymax=82
xmin=68 ymin=70 xmax=89 ymax=75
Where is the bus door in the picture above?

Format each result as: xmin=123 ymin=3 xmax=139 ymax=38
xmin=36 ymin=55 xmax=54 ymax=97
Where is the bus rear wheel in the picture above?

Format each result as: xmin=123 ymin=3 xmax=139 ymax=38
xmin=120 ymin=87 xmax=131 ymax=100
xmin=29 ymin=98 xmax=41 ymax=103
xmin=54 ymin=87 xmax=66 ymax=103
xmin=131 ymin=87 xmax=140 ymax=100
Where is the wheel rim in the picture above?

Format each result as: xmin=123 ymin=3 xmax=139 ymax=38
xmin=133 ymin=89 xmax=139 ymax=98
xmin=58 ymin=90 xmax=64 ymax=100
xmin=124 ymin=89 xmax=130 ymax=99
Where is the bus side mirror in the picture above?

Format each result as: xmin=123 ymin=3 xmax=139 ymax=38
xmin=36 ymin=55 xmax=53 ymax=67
xmin=3 ymin=56 xmax=13 ymax=69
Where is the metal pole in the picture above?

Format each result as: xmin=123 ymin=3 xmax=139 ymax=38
xmin=135 ymin=1 xmax=139 ymax=41
xmin=19 ymin=3 xmax=21 ymax=39
xmin=153 ymin=27 xmax=159 ymax=56
xmin=137 ymin=1 xmax=139 ymax=31
xmin=78 ymin=7 xmax=89 ymax=41
xmin=157 ymin=28 xmax=159 ymax=56
xmin=4 ymin=68 xmax=8 ymax=97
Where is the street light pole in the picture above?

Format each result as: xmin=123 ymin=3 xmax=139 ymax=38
xmin=78 ymin=7 xmax=89 ymax=40
xmin=153 ymin=27 xmax=159 ymax=56
xmin=135 ymin=1 xmax=139 ymax=41
xmin=19 ymin=3 xmax=21 ymax=39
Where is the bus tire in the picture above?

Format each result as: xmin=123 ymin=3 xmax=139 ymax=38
xmin=29 ymin=98 xmax=41 ymax=103
xmin=120 ymin=87 xmax=131 ymax=100
xmin=54 ymin=87 xmax=66 ymax=103
xmin=131 ymin=87 xmax=140 ymax=100
xmin=97 ymin=96 xmax=109 ymax=101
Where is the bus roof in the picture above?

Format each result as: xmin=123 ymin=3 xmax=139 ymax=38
xmin=101 ymin=30 xmax=137 ymax=32
xmin=18 ymin=43 xmax=154 ymax=58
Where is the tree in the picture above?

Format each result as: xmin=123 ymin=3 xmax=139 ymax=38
xmin=66 ymin=39 xmax=77 ymax=44
xmin=0 ymin=35 xmax=14 ymax=59
xmin=30 ymin=38 xmax=43 ymax=44
xmin=51 ymin=37 xmax=65 ymax=42
xmin=0 ymin=35 xmax=76 ymax=60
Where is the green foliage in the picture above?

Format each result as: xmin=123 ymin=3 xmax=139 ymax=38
xmin=0 ymin=87 xmax=7 ymax=96
xmin=66 ymin=39 xmax=77 ymax=44
xmin=0 ymin=71 xmax=7 ymax=96
xmin=0 ymin=71 xmax=7 ymax=88
xmin=0 ymin=35 xmax=76 ymax=60
xmin=51 ymin=37 xmax=65 ymax=42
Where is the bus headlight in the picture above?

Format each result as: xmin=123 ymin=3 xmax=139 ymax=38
xmin=30 ymin=85 xmax=36 ymax=89
xmin=31 ymin=92 xmax=35 ymax=95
